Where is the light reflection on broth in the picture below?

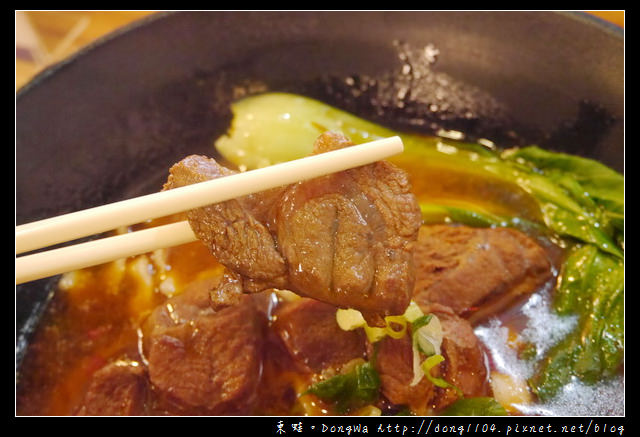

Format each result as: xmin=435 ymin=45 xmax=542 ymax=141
xmin=17 ymin=233 xmax=224 ymax=415
xmin=16 ymin=109 xmax=623 ymax=416
xmin=15 ymin=176 xmax=554 ymax=416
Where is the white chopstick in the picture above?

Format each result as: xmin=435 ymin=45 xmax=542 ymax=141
xmin=16 ymin=136 xmax=404 ymax=284
xmin=16 ymin=221 xmax=196 ymax=285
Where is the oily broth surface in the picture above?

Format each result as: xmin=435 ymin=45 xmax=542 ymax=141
xmin=15 ymin=227 xmax=223 ymax=415
xmin=15 ymin=220 xmax=329 ymax=416
xmin=15 ymin=157 xmax=620 ymax=416
xmin=16 ymin=35 xmax=623 ymax=415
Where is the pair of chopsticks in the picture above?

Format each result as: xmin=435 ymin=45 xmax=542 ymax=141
xmin=16 ymin=136 xmax=404 ymax=285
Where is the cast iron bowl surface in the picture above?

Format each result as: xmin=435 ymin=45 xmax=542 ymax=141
xmin=16 ymin=11 xmax=623 ymax=372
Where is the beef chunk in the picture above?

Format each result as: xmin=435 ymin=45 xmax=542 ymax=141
xmin=75 ymin=360 xmax=147 ymax=416
xmin=424 ymin=303 xmax=490 ymax=411
xmin=272 ymin=298 xmax=367 ymax=373
xmin=144 ymin=276 xmax=219 ymax=331
xmin=164 ymin=132 xmax=422 ymax=326
xmin=412 ymin=225 xmax=553 ymax=323
xmin=144 ymin=279 xmax=265 ymax=414
xmin=374 ymin=328 xmax=438 ymax=415
xmin=163 ymin=156 xmax=289 ymax=293
xmin=373 ymin=303 xmax=489 ymax=415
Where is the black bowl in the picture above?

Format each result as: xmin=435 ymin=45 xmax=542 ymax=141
xmin=16 ymin=11 xmax=623 ymax=368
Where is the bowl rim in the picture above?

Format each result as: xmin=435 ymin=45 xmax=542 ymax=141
xmin=15 ymin=11 xmax=623 ymax=98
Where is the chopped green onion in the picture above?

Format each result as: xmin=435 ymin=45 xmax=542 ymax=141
xmin=383 ymin=315 xmax=408 ymax=339
xmin=412 ymin=314 xmax=443 ymax=357
xmin=411 ymin=314 xmax=433 ymax=331
xmin=409 ymin=314 xmax=445 ymax=386
xmin=335 ymin=301 xmax=425 ymax=343
xmin=409 ymin=343 xmax=424 ymax=387
xmin=305 ymin=361 xmax=381 ymax=414
xmin=421 ymin=354 xmax=463 ymax=397
xmin=336 ymin=308 xmax=366 ymax=331
xmin=363 ymin=325 xmax=388 ymax=343
xmin=402 ymin=301 xmax=425 ymax=322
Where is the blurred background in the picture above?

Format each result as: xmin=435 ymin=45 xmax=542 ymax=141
xmin=15 ymin=11 xmax=624 ymax=91
xmin=16 ymin=11 xmax=154 ymax=90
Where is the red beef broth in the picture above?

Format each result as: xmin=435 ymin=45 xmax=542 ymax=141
xmin=16 ymin=147 xmax=565 ymax=416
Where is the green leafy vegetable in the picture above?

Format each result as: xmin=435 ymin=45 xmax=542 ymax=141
xmin=501 ymin=149 xmax=624 ymax=400
xmin=441 ymin=397 xmax=509 ymax=416
xmin=504 ymin=146 xmax=624 ymax=218
xmin=305 ymin=361 xmax=381 ymax=413
xmin=217 ymin=93 xmax=623 ymax=256
xmin=215 ymin=92 xmax=624 ymax=402
xmin=529 ymin=245 xmax=624 ymax=400
xmin=501 ymin=147 xmax=624 ymax=258
xmin=214 ymin=92 xmax=397 ymax=169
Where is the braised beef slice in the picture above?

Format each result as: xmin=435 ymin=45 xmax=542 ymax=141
xmin=373 ymin=327 xmax=438 ymax=415
xmin=163 ymin=157 xmax=288 ymax=291
xmin=412 ymin=224 xmax=553 ymax=323
xmin=143 ymin=277 xmax=219 ymax=335
xmin=144 ymin=280 xmax=265 ymax=414
xmin=272 ymin=298 xmax=367 ymax=373
xmin=164 ymin=132 xmax=422 ymax=326
xmin=424 ymin=303 xmax=490 ymax=411
xmin=373 ymin=303 xmax=489 ymax=415
xmin=75 ymin=360 xmax=147 ymax=416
